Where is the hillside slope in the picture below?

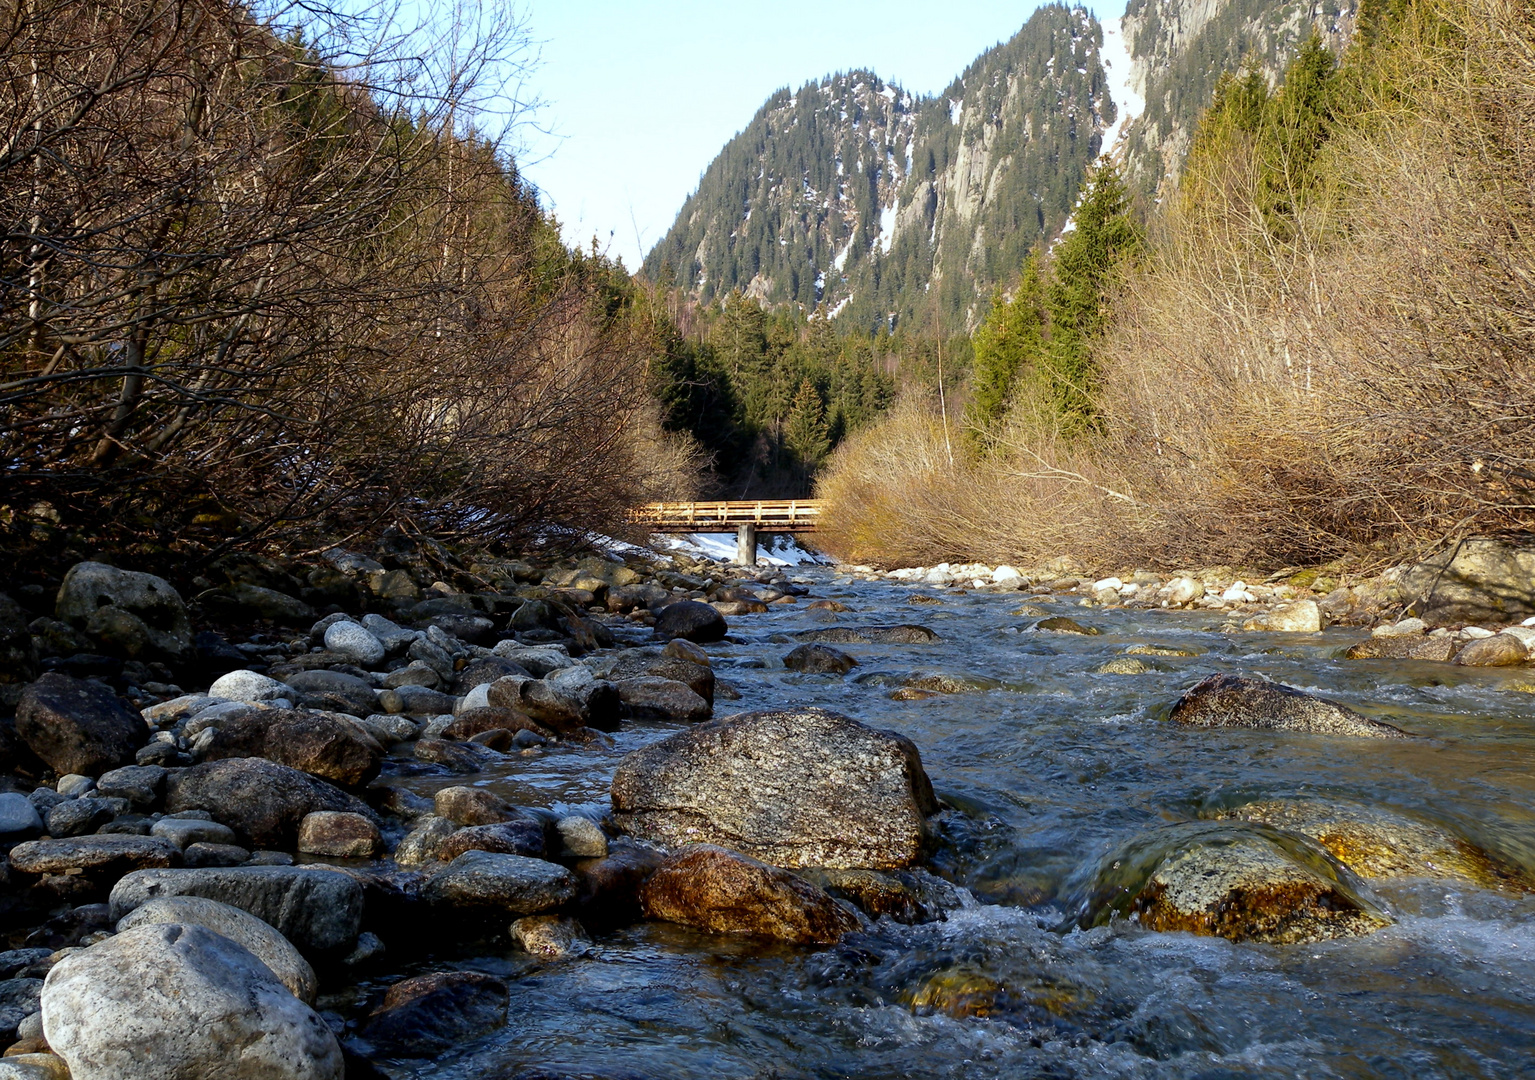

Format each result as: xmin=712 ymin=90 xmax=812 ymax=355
xmin=643 ymin=4 xmax=1113 ymax=332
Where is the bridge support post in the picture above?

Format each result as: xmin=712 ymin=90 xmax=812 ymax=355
xmin=736 ymin=524 xmax=757 ymax=566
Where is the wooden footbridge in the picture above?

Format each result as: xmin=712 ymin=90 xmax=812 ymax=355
xmin=632 ymin=500 xmax=822 ymax=564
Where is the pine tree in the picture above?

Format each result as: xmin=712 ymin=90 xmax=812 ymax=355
xmin=965 ymin=255 xmax=1048 ymax=450
xmin=1046 ymin=161 xmax=1142 ymax=429
xmin=783 ymin=377 xmax=832 ymax=471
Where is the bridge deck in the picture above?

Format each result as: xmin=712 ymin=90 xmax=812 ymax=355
xmin=635 ymin=500 xmax=822 ymax=533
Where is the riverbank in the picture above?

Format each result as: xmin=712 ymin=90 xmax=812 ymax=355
xmin=0 ymin=533 xmax=1533 ymax=1077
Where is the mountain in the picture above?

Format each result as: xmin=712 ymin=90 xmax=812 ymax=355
xmin=643 ymin=4 xmax=1114 ymax=332
xmin=1117 ymin=0 xmax=1360 ymax=195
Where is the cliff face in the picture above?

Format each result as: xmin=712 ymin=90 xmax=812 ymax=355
xmin=1118 ymin=0 xmax=1360 ymax=195
xmin=643 ymin=4 xmax=1112 ymax=332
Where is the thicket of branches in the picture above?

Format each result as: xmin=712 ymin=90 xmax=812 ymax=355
xmin=818 ymin=0 xmax=1535 ymax=570
xmin=0 ymin=0 xmax=697 ymax=580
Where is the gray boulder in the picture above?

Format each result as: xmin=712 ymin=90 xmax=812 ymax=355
xmin=1168 ymin=675 xmax=1410 ymax=739
xmin=1399 ymin=539 xmax=1535 ymax=625
xmin=41 ymin=923 xmax=342 ymax=1079
xmin=281 ymin=670 xmax=378 ymax=718
xmin=654 ymin=600 xmax=727 ymax=643
xmin=611 ymin=707 xmax=938 ymax=869
xmin=109 ymin=865 xmax=364 ymax=955
xmin=116 ymin=896 xmax=318 ymax=1003
xmin=15 ymin=673 xmax=147 ymax=776
xmin=9 ymin=835 xmax=179 ymax=876
xmin=422 ymin=850 xmax=577 ymax=914
xmin=0 ymin=794 xmax=42 ymax=839
xmin=166 ymin=758 xmax=377 ymax=849
xmin=55 ymin=562 xmax=191 ymax=658
xmin=323 ymin=622 xmax=384 ymax=667
xmin=614 ymin=678 xmax=711 ymax=722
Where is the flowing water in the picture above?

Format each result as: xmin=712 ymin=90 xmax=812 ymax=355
xmin=362 ymin=569 xmax=1535 ymax=1079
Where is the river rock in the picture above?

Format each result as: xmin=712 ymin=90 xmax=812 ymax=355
xmin=323 ymin=621 xmax=385 ymax=667
xmin=110 ymin=865 xmax=364 ymax=954
xmin=556 ymin=816 xmax=607 ymax=859
xmin=1212 ymin=799 xmax=1533 ymax=890
xmin=356 ymin=971 xmax=508 ymax=1058
xmin=41 ymin=923 xmax=343 ymax=1079
xmin=614 ymin=677 xmax=710 ymax=722
xmin=45 ymin=798 xmax=114 ymax=838
xmin=488 ymin=670 xmax=619 ymax=734
xmin=394 ymin=817 xmax=457 ymax=867
xmin=0 ymin=794 xmax=42 ymax=838
xmin=640 ymin=845 xmax=859 ymax=945
xmin=0 ymin=593 xmax=39 ymax=698
xmin=378 ymin=685 xmax=458 ymax=716
xmin=116 ymin=896 xmax=318 ymax=1003
xmin=442 ymin=707 xmax=549 ymax=742
xmin=654 ymin=601 xmax=727 ymax=643
xmin=151 ymin=818 xmax=238 ymax=849
xmin=207 ymin=669 xmax=291 ymax=704
xmin=1035 ymin=617 xmax=1099 ymax=635
xmin=15 ymin=673 xmax=147 ymax=777
xmin=437 ymin=820 xmax=546 ymax=861
xmin=510 ymin=915 xmax=590 ymax=959
xmin=166 ymin=758 xmax=376 ymax=849
xmin=199 ymin=584 xmax=314 ymax=626
xmin=793 ymin=625 xmax=938 ymax=645
xmin=94 ymin=764 xmax=167 ymax=809
xmin=1168 ymin=675 xmax=1410 ymax=739
xmin=200 ymin=707 xmax=385 ymax=787
xmin=611 ymin=707 xmax=937 ymax=869
xmin=1164 ymin=577 xmax=1204 ymax=606
xmin=297 ymin=812 xmax=382 ymax=858
xmin=607 ymin=652 xmax=714 ymax=704
xmin=784 ymin=643 xmax=858 ymax=675
xmin=9 ymin=835 xmax=179 ymax=876
xmin=434 ymin=786 xmax=514 ymax=827
xmin=281 ymin=670 xmax=379 ymax=718
xmin=1110 ymin=832 xmax=1389 ymax=944
xmin=55 ymin=562 xmax=191 ymax=659
xmin=1454 ymin=633 xmax=1528 ymax=667
xmin=1249 ymin=599 xmax=1322 ymax=633
xmin=1399 ymin=539 xmax=1535 ymax=625
xmin=421 ymin=851 xmax=577 ymax=914
xmin=1345 ymin=635 xmax=1457 ymax=661
xmin=488 ymin=643 xmax=572 ymax=677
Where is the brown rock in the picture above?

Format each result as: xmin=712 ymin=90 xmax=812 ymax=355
xmin=201 ymin=707 xmax=384 ymax=787
xmin=640 ymin=845 xmax=860 ymax=945
xmin=296 ymin=811 xmax=382 ymax=858
xmin=434 ymin=786 xmax=513 ymax=827
xmin=1345 ymin=635 xmax=1457 ymax=661
xmin=441 ymin=707 xmax=551 ymax=742
xmin=1169 ymin=674 xmax=1410 ymax=739
xmin=437 ymin=820 xmax=545 ymax=861
xmin=15 ymin=673 xmax=147 ymax=777
xmin=1454 ymin=633 xmax=1529 ymax=667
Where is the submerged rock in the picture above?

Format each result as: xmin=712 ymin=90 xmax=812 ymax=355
xmin=1083 ymin=826 xmax=1389 ymax=944
xmin=793 ymin=625 xmax=938 ymax=645
xmin=611 ymin=707 xmax=937 ymax=869
xmin=1168 ymin=674 xmax=1410 ymax=739
xmin=357 ymin=971 xmax=508 ymax=1058
xmin=639 ymin=845 xmax=859 ymax=945
xmin=41 ymin=923 xmax=343 ymax=1080
xmin=1035 ymin=617 xmax=1100 ymax=635
xmin=1211 ymin=799 xmax=1533 ymax=890
xmin=783 ymin=643 xmax=858 ymax=675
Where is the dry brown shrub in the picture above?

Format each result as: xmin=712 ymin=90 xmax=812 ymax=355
xmin=821 ymin=0 xmax=1535 ymax=571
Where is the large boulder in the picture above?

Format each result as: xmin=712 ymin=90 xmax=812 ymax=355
xmin=200 ymin=708 xmax=384 ymax=787
xmin=640 ymin=845 xmax=859 ymax=945
xmin=109 ymin=865 xmax=364 ymax=955
xmin=55 ymin=562 xmax=191 ymax=659
xmin=1168 ymin=675 xmax=1410 ymax=739
xmin=1399 ymin=539 xmax=1535 ymax=625
xmin=1344 ymin=635 xmax=1457 ymax=661
xmin=654 ymin=601 xmax=727 ymax=643
xmin=8 ymin=835 xmax=179 ymax=877
xmin=1083 ymin=827 xmax=1389 ymax=945
xmin=166 ymin=758 xmax=377 ymax=849
xmin=15 ymin=673 xmax=148 ymax=776
xmin=41 ymin=923 xmax=342 ymax=1079
xmin=611 ymin=707 xmax=938 ymax=869
xmin=1454 ymin=633 xmax=1529 ymax=667
xmin=116 ymin=896 xmax=318 ymax=1003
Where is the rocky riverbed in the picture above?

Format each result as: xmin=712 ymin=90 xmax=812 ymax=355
xmin=0 ymin=536 xmax=1533 ymax=1078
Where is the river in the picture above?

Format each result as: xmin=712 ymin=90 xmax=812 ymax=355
xmin=361 ymin=566 xmax=1535 ymax=1079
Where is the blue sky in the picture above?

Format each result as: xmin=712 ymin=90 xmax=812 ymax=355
xmin=516 ymin=1 xmax=1066 ymax=269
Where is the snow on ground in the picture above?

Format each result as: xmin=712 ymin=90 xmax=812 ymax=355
xmin=1100 ymin=13 xmax=1143 ymax=160
xmin=652 ymin=532 xmax=833 ymax=567
xmin=879 ymin=201 xmax=898 ymax=255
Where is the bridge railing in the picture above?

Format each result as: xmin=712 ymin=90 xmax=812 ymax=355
xmin=633 ymin=500 xmax=823 ymax=532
